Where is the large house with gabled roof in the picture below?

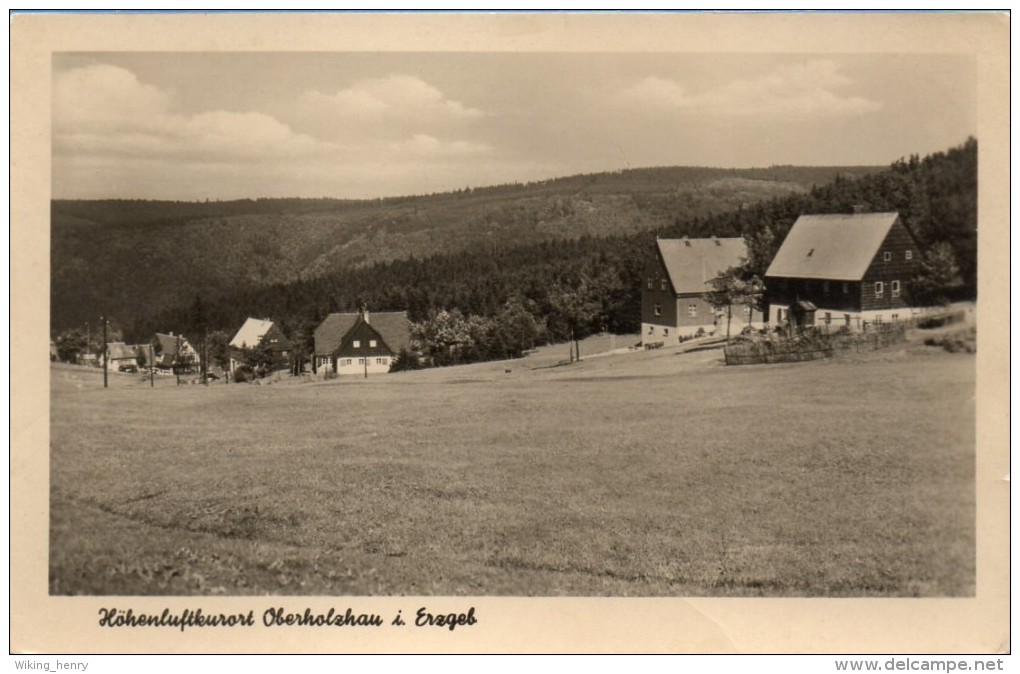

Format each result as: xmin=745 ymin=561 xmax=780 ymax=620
xmin=228 ymin=317 xmax=291 ymax=373
xmin=765 ymin=212 xmax=922 ymax=330
xmin=641 ymin=237 xmax=758 ymax=346
xmin=313 ymin=310 xmax=411 ymax=375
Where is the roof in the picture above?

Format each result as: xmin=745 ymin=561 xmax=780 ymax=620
xmin=314 ymin=313 xmax=360 ymax=355
xmin=656 ymin=238 xmax=747 ymax=295
xmin=230 ymin=317 xmax=275 ymax=349
xmin=765 ymin=212 xmax=901 ymax=281
xmin=365 ymin=311 xmax=412 ymax=353
xmin=314 ymin=311 xmax=412 ymax=355
xmin=106 ymin=342 xmax=136 ymax=360
xmin=154 ymin=333 xmax=188 ymax=356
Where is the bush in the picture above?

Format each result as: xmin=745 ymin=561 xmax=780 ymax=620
xmin=323 ymin=369 xmax=338 ymax=380
xmin=389 ymin=347 xmax=424 ymax=372
xmin=232 ymin=366 xmax=254 ymax=383
xmin=922 ymin=327 xmax=976 ymax=353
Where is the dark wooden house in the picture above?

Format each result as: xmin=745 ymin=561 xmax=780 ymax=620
xmin=228 ymin=317 xmax=291 ymax=373
xmin=765 ymin=212 xmax=921 ymax=329
xmin=641 ymin=237 xmax=756 ymax=346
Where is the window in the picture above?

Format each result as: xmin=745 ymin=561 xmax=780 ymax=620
xmin=874 ymin=281 xmax=884 ymax=297
xmin=369 ymin=339 xmax=377 ymax=348
xmin=844 ymin=314 xmax=851 ymax=327
xmin=874 ymin=315 xmax=883 ymax=324
xmin=654 ymin=303 xmax=662 ymax=317
xmin=883 ymin=251 xmax=892 ymax=262
xmin=892 ymin=314 xmax=899 ymax=322
xmin=647 ymin=278 xmax=654 ymax=290
xmin=345 ymin=359 xmax=353 ymax=366
xmin=660 ymin=279 xmax=668 ymax=291
xmin=663 ymin=329 xmax=669 ymax=337
xmin=353 ymin=340 xmax=361 ymax=348
xmin=358 ymin=358 xmax=365 ymax=365
xmin=824 ymin=312 xmax=832 ymax=325
xmin=376 ymin=358 xmax=386 ymax=365
xmin=891 ymin=280 xmax=901 ymax=298
xmin=842 ymin=282 xmax=849 ymax=295
xmin=688 ymin=304 xmax=697 ymax=318
xmin=648 ymin=326 xmax=654 ymax=335
xmin=905 ymin=250 xmax=913 ymax=261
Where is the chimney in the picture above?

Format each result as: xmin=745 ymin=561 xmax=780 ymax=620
xmin=363 ymin=309 xmax=370 ymax=324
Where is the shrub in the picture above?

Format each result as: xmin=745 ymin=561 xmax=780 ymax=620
xmin=323 ymin=369 xmax=338 ymax=380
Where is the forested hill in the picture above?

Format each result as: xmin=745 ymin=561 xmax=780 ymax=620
xmin=52 ymin=164 xmax=879 ymax=332
xmin=126 ymin=139 xmax=976 ymax=359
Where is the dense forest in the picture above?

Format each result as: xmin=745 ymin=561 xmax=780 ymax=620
xmin=51 ymin=164 xmax=879 ymax=333
xmin=52 ymin=139 xmax=976 ymax=369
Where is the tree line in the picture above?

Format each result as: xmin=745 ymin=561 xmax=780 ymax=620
xmin=63 ymin=139 xmax=976 ymax=371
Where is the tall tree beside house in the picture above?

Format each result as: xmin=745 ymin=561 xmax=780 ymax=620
xmin=547 ymin=273 xmax=604 ymax=362
xmin=702 ymin=267 xmax=765 ymax=340
xmin=205 ymin=330 xmax=232 ymax=371
xmin=909 ymin=241 xmax=962 ymax=307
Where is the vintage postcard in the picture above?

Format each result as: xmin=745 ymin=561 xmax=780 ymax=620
xmin=11 ymin=11 xmax=1010 ymax=654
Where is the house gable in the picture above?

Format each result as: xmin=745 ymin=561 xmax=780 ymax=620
xmin=334 ymin=319 xmax=394 ymax=358
xmin=313 ymin=313 xmax=359 ymax=356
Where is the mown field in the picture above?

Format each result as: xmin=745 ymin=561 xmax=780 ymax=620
xmin=49 ymin=333 xmax=975 ymax=597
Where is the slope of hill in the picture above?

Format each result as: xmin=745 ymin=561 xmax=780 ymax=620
xmin=51 ymin=165 xmax=879 ymax=332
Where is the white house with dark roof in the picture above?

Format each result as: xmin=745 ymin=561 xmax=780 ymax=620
xmin=765 ymin=212 xmax=922 ymax=329
xmin=313 ymin=310 xmax=411 ymax=375
xmin=641 ymin=237 xmax=759 ymax=345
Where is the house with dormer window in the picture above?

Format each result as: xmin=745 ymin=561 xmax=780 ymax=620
xmin=765 ymin=212 xmax=921 ymax=330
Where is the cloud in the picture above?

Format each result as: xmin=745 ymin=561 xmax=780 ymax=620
xmin=305 ymin=74 xmax=484 ymax=122
xmin=53 ymin=64 xmax=327 ymax=161
xmin=390 ymin=133 xmax=493 ymax=157
xmin=623 ymin=61 xmax=882 ymax=117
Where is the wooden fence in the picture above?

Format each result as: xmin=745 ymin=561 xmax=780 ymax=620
xmin=724 ymin=324 xmax=908 ymax=366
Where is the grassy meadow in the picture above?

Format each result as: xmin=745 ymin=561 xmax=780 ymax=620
xmin=49 ymin=332 xmax=975 ymax=596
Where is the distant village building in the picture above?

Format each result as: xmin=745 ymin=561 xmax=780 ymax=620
xmin=313 ymin=310 xmax=411 ymax=375
xmin=228 ymin=317 xmax=292 ymax=373
xmin=153 ymin=332 xmax=200 ymax=371
xmin=765 ymin=212 xmax=921 ymax=330
xmin=641 ymin=237 xmax=756 ymax=346
xmin=103 ymin=342 xmax=138 ymax=371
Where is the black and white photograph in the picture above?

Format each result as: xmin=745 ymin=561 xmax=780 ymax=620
xmin=12 ymin=11 xmax=1009 ymax=655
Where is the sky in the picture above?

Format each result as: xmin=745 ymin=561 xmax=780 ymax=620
xmin=51 ymin=52 xmax=976 ymax=201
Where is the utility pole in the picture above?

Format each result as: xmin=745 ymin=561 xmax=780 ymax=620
xmin=176 ymin=334 xmax=182 ymax=386
xmin=149 ymin=342 xmax=154 ymax=387
xmin=202 ymin=330 xmax=208 ymax=386
xmin=101 ymin=316 xmax=108 ymax=388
